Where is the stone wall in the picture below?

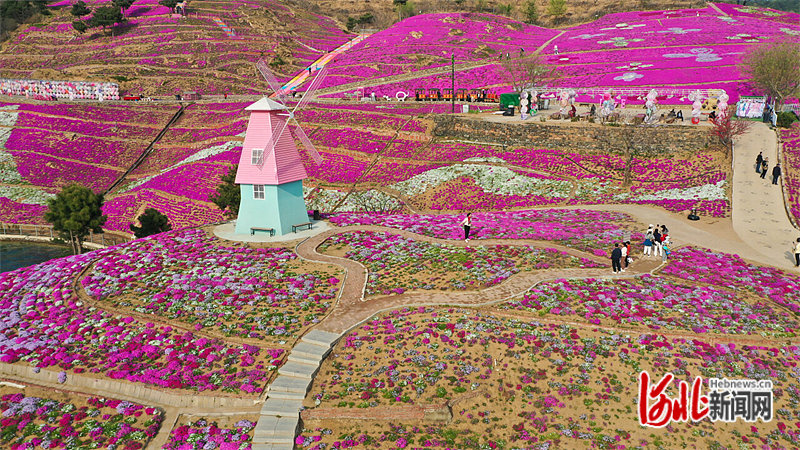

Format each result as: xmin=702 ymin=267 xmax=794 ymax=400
xmin=0 ymin=363 xmax=259 ymax=409
xmin=432 ymin=116 xmax=711 ymax=155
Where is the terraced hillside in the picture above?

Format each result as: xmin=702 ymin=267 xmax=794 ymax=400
xmin=317 ymin=5 xmax=800 ymax=101
xmin=0 ymin=0 xmax=353 ymax=95
xmin=0 ymin=101 xmax=178 ymax=224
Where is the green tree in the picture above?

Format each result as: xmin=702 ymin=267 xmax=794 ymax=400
xmin=32 ymin=0 xmax=50 ymax=15
xmin=546 ymin=0 xmax=566 ymax=22
xmin=70 ymin=0 xmax=90 ymax=17
xmin=740 ymin=40 xmax=800 ymax=110
xmin=498 ymin=3 xmax=514 ymax=15
xmin=524 ymin=0 xmax=539 ymax=24
xmin=88 ymin=5 xmax=125 ymax=35
xmin=71 ymin=19 xmax=88 ymax=34
xmin=210 ymin=165 xmax=240 ymax=218
xmin=158 ymin=0 xmax=180 ymax=8
xmin=44 ymin=184 xmax=107 ymax=255
xmin=130 ymin=208 xmax=172 ymax=238
xmin=113 ymin=0 xmax=135 ymax=14
xmin=397 ymin=1 xmax=416 ymax=18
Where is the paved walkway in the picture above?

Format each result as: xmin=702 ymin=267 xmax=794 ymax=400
xmin=274 ymin=34 xmax=368 ymax=97
xmin=732 ymin=122 xmax=798 ymax=270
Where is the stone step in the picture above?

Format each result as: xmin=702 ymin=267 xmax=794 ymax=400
xmin=260 ymin=398 xmax=302 ymax=416
xmin=278 ymin=360 xmax=318 ymax=379
xmin=267 ymin=390 xmax=305 ymax=400
xmin=259 ymin=436 xmax=294 ymax=445
xmin=291 ymin=341 xmax=331 ymax=360
xmin=302 ymin=329 xmax=340 ymax=347
xmin=251 ymin=444 xmax=293 ymax=450
xmin=287 ymin=352 xmax=321 ymax=366
xmin=253 ymin=416 xmax=298 ymax=438
xmin=269 ymin=375 xmax=310 ymax=394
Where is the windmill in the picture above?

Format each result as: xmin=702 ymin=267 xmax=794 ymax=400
xmin=233 ymin=60 xmax=327 ymax=236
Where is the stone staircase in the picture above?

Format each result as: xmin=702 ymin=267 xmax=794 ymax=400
xmin=252 ymin=329 xmax=340 ymax=449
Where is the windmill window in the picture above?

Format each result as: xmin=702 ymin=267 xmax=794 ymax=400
xmin=251 ymin=148 xmax=264 ymax=165
xmin=253 ymin=185 xmax=265 ymax=200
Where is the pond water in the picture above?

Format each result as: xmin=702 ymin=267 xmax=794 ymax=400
xmin=0 ymin=241 xmax=71 ymax=273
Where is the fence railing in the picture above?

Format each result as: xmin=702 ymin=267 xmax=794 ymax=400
xmin=0 ymin=223 xmax=132 ymax=247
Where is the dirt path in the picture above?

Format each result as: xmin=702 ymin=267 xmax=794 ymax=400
xmin=731 ymin=122 xmax=797 ymax=270
xmin=293 ymin=223 xmax=643 ymax=334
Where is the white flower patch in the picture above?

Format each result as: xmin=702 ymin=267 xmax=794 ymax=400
xmin=601 ymin=23 xmax=646 ymax=31
xmin=569 ymin=33 xmax=605 ymax=40
xmin=0 ymin=112 xmax=19 ymax=127
xmin=663 ymin=48 xmax=723 ymax=62
xmin=0 ymin=185 xmax=54 ymax=205
xmin=303 ymin=186 xmax=402 ymax=212
xmin=392 ymin=163 xmax=572 ymax=198
xmin=463 ymin=156 xmax=506 ymax=164
xmin=616 ymin=62 xmax=653 ymax=70
xmin=0 ymin=106 xmax=21 ymax=184
xmin=613 ymin=180 xmax=727 ymax=201
xmin=658 ymin=27 xmax=701 ymax=35
xmin=122 ymin=137 xmax=243 ymax=192
xmin=575 ymin=180 xmax=616 ymax=198
xmin=613 ymin=72 xmax=644 ymax=82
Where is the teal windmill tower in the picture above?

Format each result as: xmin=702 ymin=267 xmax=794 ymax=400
xmin=233 ymin=62 xmax=326 ymax=236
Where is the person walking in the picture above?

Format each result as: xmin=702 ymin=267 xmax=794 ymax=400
xmin=624 ymin=241 xmax=632 ymax=269
xmin=756 ymin=152 xmax=763 ymax=173
xmin=652 ymin=226 xmax=662 ymax=257
xmin=795 ymin=238 xmax=800 ymax=267
xmin=661 ymin=238 xmax=671 ymax=263
xmin=773 ymin=163 xmax=782 ymax=185
xmin=461 ymin=213 xmax=472 ymax=243
xmin=611 ymin=243 xmax=622 ymax=273
xmin=643 ymin=225 xmax=654 ymax=257
xmin=760 ymin=158 xmax=769 ymax=179
xmin=620 ymin=241 xmax=628 ymax=272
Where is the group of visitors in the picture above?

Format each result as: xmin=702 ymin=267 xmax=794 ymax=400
xmin=610 ymin=241 xmax=632 ymax=273
xmin=755 ymin=152 xmax=781 ymax=185
xmin=613 ymin=224 xmax=671 ymax=272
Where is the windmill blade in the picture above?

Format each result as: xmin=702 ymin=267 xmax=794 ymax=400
xmin=292 ymin=66 xmax=328 ymax=113
xmin=291 ymin=123 xmax=323 ymax=165
xmin=257 ymin=118 xmax=290 ymax=168
xmin=256 ymin=59 xmax=288 ymax=101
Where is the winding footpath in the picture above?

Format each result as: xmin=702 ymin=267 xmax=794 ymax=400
xmin=250 ymin=119 xmax=800 ymax=447
xmin=732 ymin=122 xmax=798 ymax=269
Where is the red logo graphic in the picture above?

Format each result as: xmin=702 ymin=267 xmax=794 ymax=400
xmin=638 ymin=371 xmax=709 ymax=427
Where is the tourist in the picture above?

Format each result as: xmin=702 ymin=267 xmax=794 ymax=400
xmin=675 ymin=110 xmax=683 ymax=121
xmin=553 ymin=44 xmax=559 ymax=55
xmin=652 ymin=226 xmax=662 ymax=257
xmin=461 ymin=213 xmax=472 ymax=243
xmin=794 ymin=237 xmax=800 ymax=267
xmin=660 ymin=225 xmax=669 ymax=243
xmin=756 ymin=152 xmax=763 ymax=173
xmin=661 ymin=238 xmax=671 ymax=263
xmin=643 ymin=225 xmax=655 ymax=257
xmin=611 ymin=243 xmax=622 ymax=273
xmin=772 ymin=163 xmax=782 ymax=185
xmin=760 ymin=158 xmax=768 ymax=179
xmin=620 ymin=241 xmax=628 ymax=272
xmin=625 ymin=241 xmax=632 ymax=268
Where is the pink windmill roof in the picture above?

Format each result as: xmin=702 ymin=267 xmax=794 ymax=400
xmin=235 ymin=98 xmax=307 ymax=185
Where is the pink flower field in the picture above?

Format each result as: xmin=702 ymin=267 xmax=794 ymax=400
xmin=319 ymin=4 xmax=800 ymax=102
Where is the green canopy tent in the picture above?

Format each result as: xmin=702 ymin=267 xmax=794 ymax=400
xmin=500 ymin=92 xmax=520 ymax=109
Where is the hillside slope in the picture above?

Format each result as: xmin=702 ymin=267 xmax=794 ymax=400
xmin=0 ymin=0 xmax=354 ymax=95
